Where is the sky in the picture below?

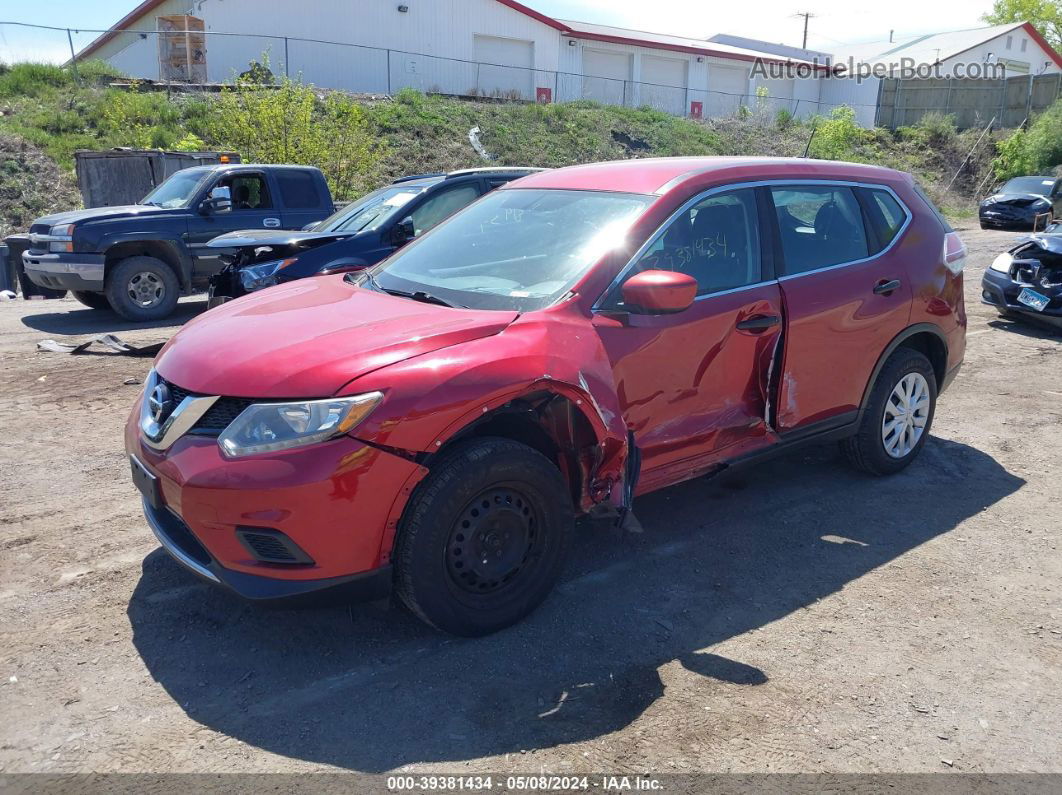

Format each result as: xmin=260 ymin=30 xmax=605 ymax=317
xmin=0 ymin=0 xmax=995 ymax=65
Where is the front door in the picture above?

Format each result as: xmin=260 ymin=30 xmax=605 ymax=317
xmin=186 ymin=172 xmax=282 ymax=277
xmin=592 ymin=187 xmax=783 ymax=492
xmin=769 ymin=183 xmax=913 ymax=431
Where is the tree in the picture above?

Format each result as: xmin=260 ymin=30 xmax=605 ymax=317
xmin=982 ymin=0 xmax=1062 ymax=52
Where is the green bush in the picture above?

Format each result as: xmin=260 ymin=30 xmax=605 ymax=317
xmin=207 ymin=74 xmax=388 ymax=198
xmin=993 ymin=99 xmax=1062 ymax=179
xmin=808 ymin=106 xmax=861 ymax=161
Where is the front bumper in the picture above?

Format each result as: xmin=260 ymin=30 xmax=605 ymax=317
xmin=125 ymin=400 xmax=424 ymax=604
xmin=22 ymin=250 xmax=106 ymax=291
xmin=981 ymin=267 xmax=1062 ymax=328
xmin=979 ymin=206 xmax=1049 ymax=230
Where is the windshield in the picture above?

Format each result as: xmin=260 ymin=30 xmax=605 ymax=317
xmin=318 ymin=185 xmax=426 ymax=233
xmin=141 ymin=169 xmax=209 ymax=208
xmin=371 ymin=188 xmax=652 ymax=311
xmin=1001 ymin=177 xmax=1054 ymax=195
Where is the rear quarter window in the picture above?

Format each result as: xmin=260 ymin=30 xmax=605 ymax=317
xmin=856 ymin=187 xmax=911 ymax=254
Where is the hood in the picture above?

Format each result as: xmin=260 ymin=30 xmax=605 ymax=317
xmin=155 ymin=276 xmax=518 ymax=398
xmin=983 ymin=193 xmax=1051 ymax=207
xmin=206 ymin=228 xmax=357 ymax=249
xmin=32 ymin=205 xmax=173 ymax=228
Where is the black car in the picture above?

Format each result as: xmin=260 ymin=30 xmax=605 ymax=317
xmin=206 ymin=167 xmax=545 ymax=305
xmin=981 ymin=226 xmax=1062 ymax=329
xmin=979 ymin=176 xmax=1062 ymax=231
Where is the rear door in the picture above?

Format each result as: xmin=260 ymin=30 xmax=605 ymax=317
xmin=274 ymin=169 xmax=330 ymax=229
xmin=593 ymin=186 xmax=783 ymax=490
xmin=770 ymin=182 xmax=912 ymax=431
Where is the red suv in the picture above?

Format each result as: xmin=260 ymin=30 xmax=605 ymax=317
xmin=126 ymin=157 xmax=966 ymax=635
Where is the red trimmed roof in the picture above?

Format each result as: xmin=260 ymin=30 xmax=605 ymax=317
xmin=79 ymin=0 xmax=829 ymax=69
xmin=1019 ymin=21 xmax=1062 ymax=68
xmin=78 ymin=0 xmax=169 ymax=60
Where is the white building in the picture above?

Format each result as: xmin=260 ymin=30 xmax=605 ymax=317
xmin=833 ymin=22 xmax=1062 ymax=78
xmin=78 ymin=0 xmax=841 ymax=119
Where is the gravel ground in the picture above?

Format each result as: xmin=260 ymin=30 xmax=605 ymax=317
xmin=0 ymin=226 xmax=1059 ymax=776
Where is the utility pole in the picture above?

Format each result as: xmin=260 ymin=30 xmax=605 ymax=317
xmin=795 ymin=11 xmax=815 ymax=49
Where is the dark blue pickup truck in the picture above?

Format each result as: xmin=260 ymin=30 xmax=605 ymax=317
xmin=22 ymin=163 xmax=333 ymax=320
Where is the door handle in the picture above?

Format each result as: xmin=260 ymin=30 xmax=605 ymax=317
xmin=736 ymin=314 xmax=781 ymax=332
xmin=873 ymin=278 xmax=901 ymax=295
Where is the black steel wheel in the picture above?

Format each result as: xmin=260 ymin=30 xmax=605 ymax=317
xmin=395 ymin=437 xmax=573 ymax=636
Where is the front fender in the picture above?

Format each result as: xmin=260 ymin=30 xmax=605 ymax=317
xmin=343 ymin=309 xmax=630 ymax=506
xmin=100 ymin=233 xmax=194 ymax=290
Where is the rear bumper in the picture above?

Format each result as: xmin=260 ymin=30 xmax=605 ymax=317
xmin=22 ymin=250 xmax=105 ymax=291
xmin=143 ymin=497 xmax=393 ymax=605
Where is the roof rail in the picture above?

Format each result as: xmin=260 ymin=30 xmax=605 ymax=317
xmin=444 ymin=167 xmax=548 ymax=179
xmin=391 ymin=172 xmax=446 ymax=184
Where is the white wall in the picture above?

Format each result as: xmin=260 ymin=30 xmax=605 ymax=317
xmin=941 ymin=30 xmax=1061 ymax=76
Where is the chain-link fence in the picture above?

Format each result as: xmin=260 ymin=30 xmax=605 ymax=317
xmin=1 ymin=21 xmax=881 ymax=122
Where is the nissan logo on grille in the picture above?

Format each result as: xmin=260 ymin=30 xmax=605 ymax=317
xmin=148 ymin=383 xmax=174 ymax=424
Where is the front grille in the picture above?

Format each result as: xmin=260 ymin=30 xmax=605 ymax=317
xmin=159 ymin=377 xmax=254 ymax=436
xmin=236 ymin=528 xmax=314 ymax=565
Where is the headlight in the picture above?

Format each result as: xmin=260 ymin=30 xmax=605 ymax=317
xmin=239 ymin=257 xmax=297 ymax=291
xmin=49 ymin=223 xmax=74 ymax=253
xmin=217 ymin=392 xmax=383 ymax=457
xmin=989 ymin=252 xmax=1013 ymax=273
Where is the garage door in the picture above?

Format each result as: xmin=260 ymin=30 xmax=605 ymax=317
xmin=707 ymin=64 xmax=748 ymax=118
xmin=641 ymin=54 xmax=688 ymax=116
xmin=582 ymin=49 xmax=631 ymax=105
xmin=474 ymin=34 xmax=534 ymax=100
xmin=759 ymin=77 xmax=795 ymax=114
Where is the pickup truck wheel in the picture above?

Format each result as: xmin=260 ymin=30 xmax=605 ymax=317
xmin=105 ymin=256 xmax=179 ymax=321
xmin=840 ymin=348 xmax=937 ymax=476
xmin=394 ymin=437 xmax=573 ymax=636
xmin=71 ymin=291 xmax=112 ymax=311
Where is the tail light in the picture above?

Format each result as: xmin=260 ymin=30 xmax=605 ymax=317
xmin=943 ymin=232 xmax=966 ymax=275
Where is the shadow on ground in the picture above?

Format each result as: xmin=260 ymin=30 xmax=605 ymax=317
xmin=19 ymin=299 xmax=207 ymax=336
xmin=128 ymin=437 xmax=1022 ymax=771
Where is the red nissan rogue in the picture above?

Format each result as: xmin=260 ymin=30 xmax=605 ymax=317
xmin=126 ymin=157 xmax=966 ymax=635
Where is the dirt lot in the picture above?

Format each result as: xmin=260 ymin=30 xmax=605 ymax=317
xmin=0 ymin=226 xmax=1059 ymax=776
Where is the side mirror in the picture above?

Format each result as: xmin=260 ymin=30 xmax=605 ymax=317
xmin=621 ymin=270 xmax=697 ymax=315
xmin=199 ymin=197 xmax=231 ymax=215
xmin=391 ymin=216 xmax=415 ymax=245
xmin=301 ymin=221 xmax=320 ymax=231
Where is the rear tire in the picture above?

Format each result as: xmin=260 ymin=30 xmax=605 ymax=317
xmin=394 ymin=437 xmax=574 ymax=636
xmin=841 ymin=348 xmax=937 ymax=476
xmin=105 ymin=256 xmax=179 ymax=321
xmin=71 ymin=290 xmax=112 ymax=311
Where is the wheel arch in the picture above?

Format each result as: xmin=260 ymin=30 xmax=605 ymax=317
xmin=437 ymin=390 xmax=607 ymax=514
xmin=859 ymin=323 xmax=948 ymax=417
xmin=103 ymin=238 xmax=191 ymax=291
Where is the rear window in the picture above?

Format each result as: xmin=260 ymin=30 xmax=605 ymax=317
xmin=770 ymin=185 xmax=869 ymax=275
xmin=911 ymin=182 xmax=953 ymax=232
xmin=275 ymin=170 xmax=321 ymax=209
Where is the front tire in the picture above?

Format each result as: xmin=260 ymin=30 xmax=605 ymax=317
xmin=105 ymin=256 xmax=180 ymax=321
xmin=394 ymin=437 xmax=574 ymax=636
xmin=841 ymin=348 xmax=937 ymax=476
xmin=71 ymin=290 xmax=112 ymax=311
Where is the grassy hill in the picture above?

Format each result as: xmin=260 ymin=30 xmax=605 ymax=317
xmin=0 ymin=60 xmax=1020 ymax=235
